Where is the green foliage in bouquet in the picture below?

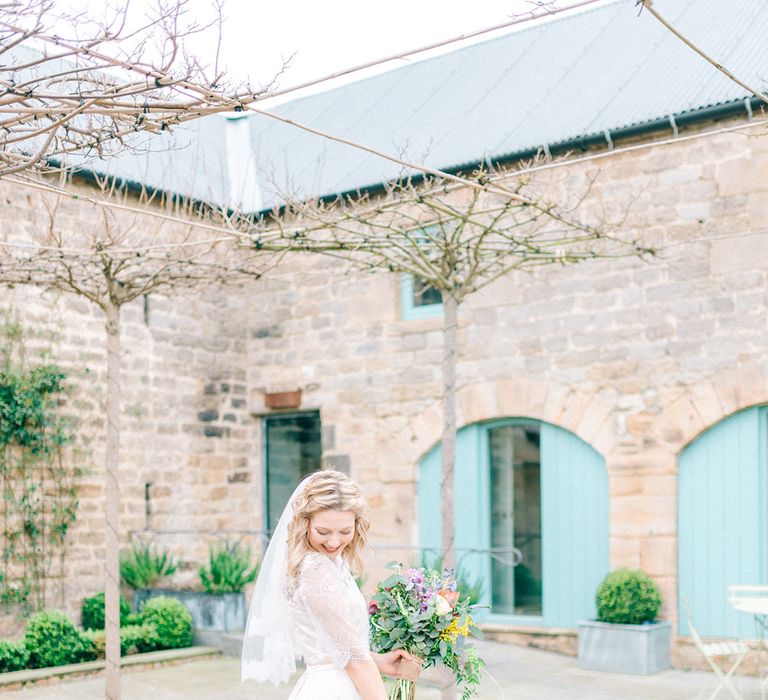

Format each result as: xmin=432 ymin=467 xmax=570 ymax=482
xmin=81 ymin=592 xmax=132 ymax=630
xmin=369 ymin=563 xmax=485 ymax=700
xmin=120 ymin=542 xmax=178 ymax=589
xmin=198 ymin=540 xmax=259 ymax=594
xmin=596 ymin=568 xmax=661 ymax=625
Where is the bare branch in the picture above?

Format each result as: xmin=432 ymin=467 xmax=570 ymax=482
xmin=0 ymin=0 xmax=283 ymax=176
xmin=639 ymin=0 xmax=768 ymax=106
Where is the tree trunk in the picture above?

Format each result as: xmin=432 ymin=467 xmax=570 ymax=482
xmin=439 ymin=292 xmax=458 ymax=700
xmin=440 ymin=293 xmax=458 ymax=572
xmin=104 ymin=300 xmax=121 ymax=700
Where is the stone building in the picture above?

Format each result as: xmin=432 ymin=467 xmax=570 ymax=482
xmin=2 ymin=0 xmax=768 ymax=667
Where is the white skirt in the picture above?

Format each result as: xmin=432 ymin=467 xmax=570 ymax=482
xmin=288 ymin=663 xmax=363 ymax=700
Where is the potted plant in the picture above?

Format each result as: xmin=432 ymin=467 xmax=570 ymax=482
xmin=121 ymin=542 xmax=178 ymax=594
xmin=578 ymin=568 xmax=670 ymax=674
xmin=194 ymin=540 xmax=260 ymax=633
xmin=131 ymin=540 xmax=259 ymax=644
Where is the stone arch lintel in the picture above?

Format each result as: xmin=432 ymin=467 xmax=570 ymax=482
xmin=648 ymin=362 xmax=768 ymax=456
xmin=406 ymin=378 xmax=617 ymax=464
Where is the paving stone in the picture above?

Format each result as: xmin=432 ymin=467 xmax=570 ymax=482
xmin=2 ymin=640 xmax=761 ymax=700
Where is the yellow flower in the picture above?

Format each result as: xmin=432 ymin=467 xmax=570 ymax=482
xmin=456 ymin=617 xmax=472 ymax=638
xmin=439 ymin=615 xmax=473 ymax=644
xmin=440 ymin=618 xmax=460 ymax=643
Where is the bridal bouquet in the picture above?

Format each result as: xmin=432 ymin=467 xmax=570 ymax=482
xmin=368 ymin=563 xmax=485 ymax=700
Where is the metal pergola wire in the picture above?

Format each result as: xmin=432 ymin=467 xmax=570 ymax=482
xmin=128 ymin=529 xmax=523 ymax=568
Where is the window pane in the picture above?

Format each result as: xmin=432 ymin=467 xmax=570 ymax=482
xmin=489 ymin=424 xmax=542 ymax=616
xmin=412 ymin=277 xmax=442 ymax=307
xmin=265 ymin=413 xmax=322 ymax=534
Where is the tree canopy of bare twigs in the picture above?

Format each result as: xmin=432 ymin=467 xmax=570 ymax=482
xmin=257 ymin=164 xmax=654 ymax=575
xmin=0 ymin=175 xmax=277 ymax=304
xmin=269 ymin=168 xmax=652 ymax=301
xmin=0 ymin=0 xmax=287 ymax=178
xmin=0 ymin=175 xmax=280 ymax=700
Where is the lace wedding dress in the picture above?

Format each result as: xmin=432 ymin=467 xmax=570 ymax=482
xmin=287 ymin=551 xmax=371 ymax=699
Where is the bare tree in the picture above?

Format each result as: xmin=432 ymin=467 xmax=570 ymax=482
xmin=253 ymin=163 xmax=654 ymax=700
xmin=257 ymin=163 xmax=653 ymax=574
xmin=0 ymin=174 xmax=281 ymax=700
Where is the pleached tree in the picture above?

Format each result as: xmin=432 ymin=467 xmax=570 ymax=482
xmin=0 ymin=173 xmax=283 ymax=699
xmin=256 ymin=162 xmax=654 ymax=575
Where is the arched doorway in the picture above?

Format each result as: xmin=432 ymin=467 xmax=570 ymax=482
xmin=418 ymin=418 xmax=608 ymax=627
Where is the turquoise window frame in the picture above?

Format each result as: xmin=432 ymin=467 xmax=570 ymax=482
xmin=401 ymin=274 xmax=443 ymax=320
xmin=399 ymin=223 xmax=445 ymax=320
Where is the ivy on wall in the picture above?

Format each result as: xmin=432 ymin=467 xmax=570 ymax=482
xmin=0 ymin=319 xmax=84 ymax=614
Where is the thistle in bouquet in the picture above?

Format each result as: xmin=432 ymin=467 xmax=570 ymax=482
xmin=368 ymin=562 xmax=485 ymax=700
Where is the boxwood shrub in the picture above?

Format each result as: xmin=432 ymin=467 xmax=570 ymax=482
xmin=0 ymin=640 xmax=30 ymax=672
xmin=81 ymin=592 xmax=132 ymax=631
xmin=121 ymin=623 xmax=161 ymax=655
xmin=83 ymin=623 xmax=161 ymax=659
xmin=596 ymin=568 xmax=662 ymax=625
xmin=82 ymin=628 xmax=105 ymax=659
xmin=2 ymin=597 xmax=193 ymax=672
xmin=138 ymin=597 xmax=192 ymax=649
xmin=24 ymin=611 xmax=95 ymax=668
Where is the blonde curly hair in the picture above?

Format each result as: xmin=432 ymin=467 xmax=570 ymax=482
xmin=286 ymin=470 xmax=370 ymax=580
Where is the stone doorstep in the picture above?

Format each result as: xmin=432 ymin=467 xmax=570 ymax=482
xmin=479 ymin=623 xmax=577 ymax=638
xmin=0 ymin=646 xmax=221 ymax=693
xmin=479 ymin=624 xmax=578 ymax=656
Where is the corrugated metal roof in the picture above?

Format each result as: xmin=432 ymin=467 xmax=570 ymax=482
xmin=88 ymin=0 xmax=768 ymax=210
xmin=92 ymin=117 xmax=233 ymax=207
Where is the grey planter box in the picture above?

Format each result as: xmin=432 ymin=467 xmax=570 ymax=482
xmin=134 ymin=589 xmax=247 ymax=632
xmin=577 ymin=620 xmax=671 ymax=675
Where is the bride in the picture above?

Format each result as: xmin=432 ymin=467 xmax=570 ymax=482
xmin=242 ymin=470 xmax=414 ymax=699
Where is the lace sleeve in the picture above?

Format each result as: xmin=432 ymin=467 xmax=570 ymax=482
xmin=296 ymin=552 xmax=372 ymax=669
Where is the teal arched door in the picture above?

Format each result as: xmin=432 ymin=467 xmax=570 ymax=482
xmin=678 ymin=407 xmax=768 ymax=638
xmin=418 ymin=419 xmax=608 ymax=628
